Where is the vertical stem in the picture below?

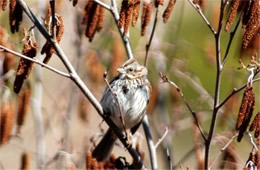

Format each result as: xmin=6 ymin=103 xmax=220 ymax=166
xmin=142 ymin=115 xmax=158 ymax=169
xmin=204 ymin=1 xmax=225 ymax=169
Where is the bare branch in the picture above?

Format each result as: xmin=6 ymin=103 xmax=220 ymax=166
xmin=142 ymin=115 xmax=158 ymax=169
xmin=155 ymin=127 xmax=168 ymax=149
xmin=246 ymin=131 xmax=258 ymax=151
xmin=186 ymin=0 xmax=216 ymax=35
xmin=209 ymin=133 xmax=239 ymax=169
xmin=0 ymin=45 xmax=71 ymax=78
xmin=159 ymin=72 xmax=207 ymax=142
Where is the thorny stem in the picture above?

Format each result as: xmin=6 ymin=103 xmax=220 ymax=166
xmin=205 ymin=1 xmax=226 ymax=169
xmin=209 ymin=133 xmax=239 ymax=169
xmin=159 ymin=73 xmax=207 ymax=142
xmin=0 ymin=45 xmax=71 ymax=78
xmin=16 ymin=0 xmax=144 ymax=168
xmin=144 ymin=7 xmax=159 ymax=67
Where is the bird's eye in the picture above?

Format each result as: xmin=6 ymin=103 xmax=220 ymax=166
xmin=129 ymin=68 xmax=133 ymax=72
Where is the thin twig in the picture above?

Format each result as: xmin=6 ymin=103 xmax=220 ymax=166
xmin=186 ymin=0 xmax=216 ymax=35
xmin=159 ymin=72 xmax=207 ymax=142
xmin=103 ymin=71 xmax=128 ymax=141
xmin=246 ymin=131 xmax=258 ymax=151
xmin=16 ymin=0 xmax=144 ymax=167
xmin=0 ymin=45 xmax=71 ymax=78
xmin=144 ymin=8 xmax=159 ymax=67
xmin=209 ymin=133 xmax=239 ymax=169
xmin=155 ymin=127 xmax=168 ymax=149
xmin=221 ymin=15 xmax=241 ymax=66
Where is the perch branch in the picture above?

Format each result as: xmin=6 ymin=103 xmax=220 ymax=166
xmin=16 ymin=0 xmax=144 ymax=167
xmin=142 ymin=115 xmax=158 ymax=169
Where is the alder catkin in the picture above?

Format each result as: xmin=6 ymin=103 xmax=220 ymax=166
xmin=242 ymin=0 xmax=260 ymax=48
xmin=0 ymin=101 xmax=15 ymax=145
xmin=132 ymin=0 xmax=140 ymax=27
xmin=124 ymin=0 xmax=135 ymax=35
xmin=20 ymin=152 xmax=30 ymax=170
xmin=17 ymin=85 xmax=31 ymax=133
xmin=14 ymin=42 xmax=38 ymax=93
xmin=119 ymin=0 xmax=128 ymax=29
xmin=236 ymin=85 xmax=255 ymax=142
xmin=9 ymin=0 xmax=23 ymax=33
xmin=141 ymin=0 xmax=152 ymax=36
xmin=225 ymin=0 xmax=240 ymax=31
xmin=162 ymin=0 xmax=176 ymax=23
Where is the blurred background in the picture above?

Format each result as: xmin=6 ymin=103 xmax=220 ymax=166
xmin=0 ymin=0 xmax=259 ymax=169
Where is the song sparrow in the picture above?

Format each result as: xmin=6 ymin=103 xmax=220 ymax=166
xmin=92 ymin=58 xmax=151 ymax=161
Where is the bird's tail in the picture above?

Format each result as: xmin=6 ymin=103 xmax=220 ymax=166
xmin=92 ymin=128 xmax=117 ymax=161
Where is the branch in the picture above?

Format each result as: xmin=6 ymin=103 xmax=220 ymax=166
xmin=246 ymin=131 xmax=258 ymax=151
xmin=205 ymin=0 xmax=227 ymax=168
xmin=0 ymin=45 xmax=71 ymax=78
xmin=186 ymin=0 xmax=216 ymax=35
xmin=221 ymin=16 xmax=241 ymax=66
xmin=209 ymin=133 xmax=239 ymax=169
xmin=217 ymin=72 xmax=260 ymax=110
xmin=142 ymin=115 xmax=158 ymax=169
xmin=159 ymin=72 xmax=207 ymax=142
xmin=16 ymin=0 xmax=144 ymax=167
xmin=144 ymin=8 xmax=159 ymax=67
xmin=155 ymin=127 xmax=168 ymax=149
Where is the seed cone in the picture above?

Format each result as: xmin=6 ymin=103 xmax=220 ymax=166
xmin=14 ymin=42 xmax=38 ymax=93
xmin=0 ymin=101 xmax=15 ymax=145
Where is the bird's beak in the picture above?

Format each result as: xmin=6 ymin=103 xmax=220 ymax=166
xmin=117 ymin=67 xmax=125 ymax=74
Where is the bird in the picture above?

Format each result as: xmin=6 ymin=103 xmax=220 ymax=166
xmin=92 ymin=58 xmax=151 ymax=161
